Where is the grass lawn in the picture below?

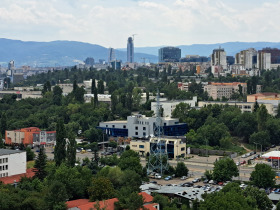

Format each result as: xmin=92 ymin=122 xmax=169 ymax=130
xmin=27 ymin=160 xmax=35 ymax=169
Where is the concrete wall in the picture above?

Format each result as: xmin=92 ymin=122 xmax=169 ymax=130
xmin=190 ymin=148 xmax=236 ymax=157
xmin=0 ymin=151 xmax=26 ymax=177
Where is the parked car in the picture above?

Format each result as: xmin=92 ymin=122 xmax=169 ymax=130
xmin=241 ymin=154 xmax=246 ymax=158
xmin=192 ymin=178 xmax=200 ymax=183
xmin=164 ymin=176 xmax=172 ymax=181
xmin=181 ymin=176 xmax=187 ymax=180
xmin=183 ymin=182 xmax=194 ymax=187
xmin=250 ymin=151 xmax=254 ymax=156
xmin=203 ymin=179 xmax=209 ymax=183
xmin=236 ymin=162 xmax=240 ymax=166
xmin=241 ymin=160 xmax=246 ymax=165
xmin=218 ymin=182 xmax=224 ymax=186
xmin=240 ymin=183 xmax=247 ymax=189
xmin=150 ymin=181 xmax=157 ymax=184
xmin=271 ymin=144 xmax=276 ymax=148
xmin=209 ymin=180 xmax=214 ymax=184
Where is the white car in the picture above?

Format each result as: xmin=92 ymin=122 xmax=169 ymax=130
xmin=236 ymin=162 xmax=240 ymax=166
xmin=181 ymin=176 xmax=187 ymax=180
xmin=209 ymin=180 xmax=214 ymax=184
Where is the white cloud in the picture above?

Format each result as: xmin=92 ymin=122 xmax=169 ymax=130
xmin=0 ymin=0 xmax=279 ymax=47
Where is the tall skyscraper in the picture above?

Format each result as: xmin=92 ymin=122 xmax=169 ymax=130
xmin=127 ymin=37 xmax=134 ymax=63
xmin=108 ymin=48 xmax=115 ymax=63
xmin=158 ymin=47 xmax=181 ymax=62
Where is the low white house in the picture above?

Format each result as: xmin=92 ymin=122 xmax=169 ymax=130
xmin=0 ymin=149 xmax=26 ymax=178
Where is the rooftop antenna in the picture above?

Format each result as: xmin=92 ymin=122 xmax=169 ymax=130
xmin=148 ymin=89 xmax=169 ymax=176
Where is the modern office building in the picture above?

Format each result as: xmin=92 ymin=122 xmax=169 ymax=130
xmin=110 ymin=60 xmax=121 ymax=70
xmin=158 ymin=47 xmax=181 ymax=63
xmin=5 ymin=127 xmax=56 ymax=146
xmin=127 ymin=37 xmax=134 ymax=63
xmin=130 ymin=136 xmax=186 ymax=158
xmin=84 ymin=57 xmax=95 ymax=66
xmin=97 ymin=115 xmax=188 ymax=138
xmin=108 ymin=48 xmax=115 ymax=63
xmin=211 ymin=47 xmax=227 ymax=69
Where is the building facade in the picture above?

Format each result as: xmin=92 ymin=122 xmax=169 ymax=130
xmin=151 ymin=97 xmax=197 ymax=117
xmin=211 ymin=48 xmax=227 ymax=69
xmin=0 ymin=149 xmax=26 ymax=178
xmin=247 ymin=93 xmax=280 ymax=102
xmin=130 ymin=136 xmax=186 ymax=158
xmin=127 ymin=37 xmax=134 ymax=63
xmin=235 ymin=48 xmax=257 ymax=69
xmin=203 ymin=82 xmax=261 ymax=100
xmin=5 ymin=127 xmax=56 ymax=146
xmin=257 ymin=52 xmax=271 ymax=70
xmin=158 ymin=47 xmax=181 ymax=63
xmin=98 ymin=115 xmax=188 ymax=138
xmin=198 ymin=101 xmax=276 ymax=116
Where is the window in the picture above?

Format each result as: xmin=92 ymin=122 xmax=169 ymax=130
xmin=5 ymin=158 xmax=7 ymax=163
xmin=106 ymin=125 xmax=108 ymax=127
xmin=112 ymin=125 xmax=115 ymax=128
xmin=123 ymin=125 xmax=126 ymax=128
xmin=135 ymin=126 xmax=138 ymax=130
xmin=5 ymin=165 xmax=8 ymax=170
xmin=139 ymin=145 xmax=144 ymax=148
xmin=0 ymin=159 xmax=2 ymax=164
xmin=181 ymin=147 xmax=185 ymax=151
xmin=164 ymin=123 xmax=167 ymax=126
xmin=135 ymin=132 xmax=138 ymax=135
xmin=143 ymin=127 xmax=146 ymax=130
xmin=143 ymin=132 xmax=146 ymax=136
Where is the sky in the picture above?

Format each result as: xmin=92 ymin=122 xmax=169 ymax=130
xmin=0 ymin=0 xmax=280 ymax=48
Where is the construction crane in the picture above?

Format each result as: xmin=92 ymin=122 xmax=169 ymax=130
xmin=132 ymin=34 xmax=137 ymax=41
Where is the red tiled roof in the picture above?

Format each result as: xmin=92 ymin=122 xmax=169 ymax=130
xmin=139 ymin=192 xmax=154 ymax=203
xmin=66 ymin=199 xmax=91 ymax=209
xmin=66 ymin=192 xmax=156 ymax=210
xmin=0 ymin=168 xmax=35 ymax=184
xmin=143 ymin=203 xmax=159 ymax=210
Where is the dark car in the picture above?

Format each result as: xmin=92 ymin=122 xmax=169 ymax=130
xmin=203 ymin=179 xmax=209 ymax=183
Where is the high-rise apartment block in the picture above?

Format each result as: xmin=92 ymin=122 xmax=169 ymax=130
xmin=211 ymin=48 xmax=227 ymax=69
xmin=235 ymin=48 xmax=257 ymax=69
xmin=127 ymin=37 xmax=134 ymax=63
xmin=158 ymin=47 xmax=181 ymax=63
xmin=257 ymin=52 xmax=271 ymax=70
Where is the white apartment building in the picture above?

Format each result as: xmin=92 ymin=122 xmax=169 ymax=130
xmin=0 ymin=149 xmax=26 ymax=178
xmin=257 ymin=52 xmax=271 ymax=70
xmin=151 ymin=97 xmax=197 ymax=117
xmin=235 ymin=48 xmax=257 ymax=70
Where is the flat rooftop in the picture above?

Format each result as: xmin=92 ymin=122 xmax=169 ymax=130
xmin=0 ymin=149 xmax=25 ymax=156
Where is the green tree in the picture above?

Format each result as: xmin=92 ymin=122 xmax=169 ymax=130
xmin=66 ymin=132 xmax=76 ymax=167
xmin=212 ymin=158 xmax=238 ymax=182
xmin=153 ymin=194 xmax=170 ymax=210
xmin=33 ymin=147 xmax=47 ymax=180
xmin=118 ymin=149 xmax=142 ymax=175
xmin=26 ymin=147 xmax=35 ymax=161
xmin=88 ymin=177 xmax=115 ymax=201
xmin=257 ymin=104 xmax=268 ymax=131
xmin=249 ymin=131 xmax=270 ymax=147
xmin=253 ymin=101 xmax=260 ymax=112
xmin=97 ymin=80 xmax=104 ymax=94
xmin=0 ymin=112 xmax=7 ymax=136
xmin=45 ymin=181 xmax=68 ymax=210
xmin=54 ymin=119 xmax=66 ymax=166
xmin=0 ymin=133 xmax=4 ymax=148
xmin=91 ymin=78 xmax=96 ymax=94
xmin=175 ymin=162 xmax=189 ymax=177
xmin=250 ymin=163 xmax=276 ymax=188
xmin=114 ymin=188 xmax=144 ymax=210
xmin=53 ymin=86 xmax=63 ymax=106
xmin=243 ymin=186 xmax=273 ymax=210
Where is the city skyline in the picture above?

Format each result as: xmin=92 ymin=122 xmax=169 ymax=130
xmin=0 ymin=0 xmax=280 ymax=48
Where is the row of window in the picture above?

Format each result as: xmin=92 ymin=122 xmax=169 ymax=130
xmin=105 ymin=125 xmax=127 ymax=129
xmin=0 ymin=165 xmax=8 ymax=171
xmin=135 ymin=126 xmax=146 ymax=130
xmin=0 ymin=158 xmax=8 ymax=164
xmin=135 ymin=132 xmax=146 ymax=136
xmin=0 ymin=172 xmax=8 ymax=178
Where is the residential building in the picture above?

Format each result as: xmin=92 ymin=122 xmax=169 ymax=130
xmin=198 ymin=101 xmax=276 ymax=116
xmin=0 ymin=90 xmax=42 ymax=100
xmin=97 ymin=115 xmax=188 ymax=138
xmin=204 ymin=82 xmax=261 ymax=100
xmin=0 ymin=149 xmax=26 ymax=178
xmin=84 ymin=94 xmax=111 ymax=105
xmin=158 ymin=47 xmax=181 ymax=63
xmin=5 ymin=127 xmax=56 ymax=146
xmin=247 ymin=92 xmax=280 ymax=102
xmin=257 ymin=52 xmax=271 ymax=70
xmin=151 ymin=97 xmax=197 ymax=117
xmin=235 ymin=48 xmax=257 ymax=69
xmin=211 ymin=47 xmax=227 ymax=69
xmin=130 ymin=136 xmax=186 ymax=158
xmin=259 ymin=48 xmax=280 ymax=64
xmin=127 ymin=37 xmax=134 ymax=63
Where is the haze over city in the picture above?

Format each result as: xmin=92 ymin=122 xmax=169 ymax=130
xmin=1 ymin=0 xmax=280 ymax=48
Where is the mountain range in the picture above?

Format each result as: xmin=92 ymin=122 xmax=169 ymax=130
xmin=1 ymin=38 xmax=280 ymax=67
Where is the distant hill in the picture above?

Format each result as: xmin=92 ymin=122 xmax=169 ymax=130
xmin=120 ymin=42 xmax=280 ymax=57
xmin=0 ymin=38 xmax=158 ymax=67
